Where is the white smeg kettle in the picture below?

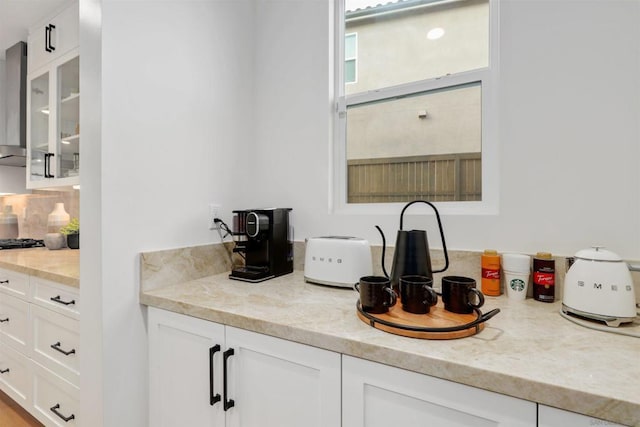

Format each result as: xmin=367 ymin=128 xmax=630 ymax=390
xmin=562 ymin=247 xmax=638 ymax=327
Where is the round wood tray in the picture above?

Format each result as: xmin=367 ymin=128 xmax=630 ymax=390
xmin=357 ymin=299 xmax=500 ymax=340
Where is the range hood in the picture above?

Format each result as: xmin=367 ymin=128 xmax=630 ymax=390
xmin=0 ymin=42 xmax=27 ymax=167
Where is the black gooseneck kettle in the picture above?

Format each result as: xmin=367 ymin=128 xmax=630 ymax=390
xmin=376 ymin=200 xmax=449 ymax=293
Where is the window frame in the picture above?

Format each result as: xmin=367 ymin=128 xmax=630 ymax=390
xmin=331 ymin=0 xmax=500 ymax=216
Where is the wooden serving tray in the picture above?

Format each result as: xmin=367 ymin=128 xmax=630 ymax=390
xmin=357 ymin=299 xmax=496 ymax=340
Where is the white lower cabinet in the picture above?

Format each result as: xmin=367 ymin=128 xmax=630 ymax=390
xmin=148 ymin=308 xmax=626 ymax=427
xmin=538 ymin=405 xmax=626 ymax=427
xmin=149 ymin=307 xmax=226 ymax=427
xmin=148 ymin=307 xmax=341 ymax=427
xmin=0 ymin=343 xmax=31 ymax=408
xmin=342 ymin=355 xmax=536 ymax=427
xmin=31 ymin=360 xmax=79 ymax=427
xmin=0 ymin=292 xmax=31 ymax=354
xmin=0 ymin=272 xmax=80 ymax=427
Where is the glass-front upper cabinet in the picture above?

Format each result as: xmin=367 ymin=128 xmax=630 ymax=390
xmin=29 ymin=71 xmax=49 ymax=182
xmin=57 ymin=56 xmax=80 ymax=180
xmin=26 ymin=1 xmax=79 ymax=189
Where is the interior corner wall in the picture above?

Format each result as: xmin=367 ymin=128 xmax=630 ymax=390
xmin=94 ymin=1 xmax=254 ymax=426
xmin=250 ymin=0 xmax=640 ymax=260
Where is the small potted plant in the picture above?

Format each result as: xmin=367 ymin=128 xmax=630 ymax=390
xmin=60 ymin=218 xmax=80 ymax=249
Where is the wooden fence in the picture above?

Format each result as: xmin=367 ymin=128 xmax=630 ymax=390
xmin=347 ymin=153 xmax=481 ymax=203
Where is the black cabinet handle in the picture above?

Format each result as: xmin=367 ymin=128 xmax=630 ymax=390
xmin=0 ymin=280 xmax=8 ymax=284
xmin=0 ymin=368 xmax=9 ymax=374
xmin=45 ymin=24 xmax=56 ymax=52
xmin=44 ymin=153 xmax=55 ymax=178
xmin=51 ymin=341 xmax=76 ymax=356
xmin=50 ymin=404 xmax=74 ymax=422
xmin=223 ymin=348 xmax=235 ymax=411
xmin=44 ymin=153 xmax=50 ymax=178
xmin=209 ymin=345 xmax=221 ymax=406
xmin=45 ymin=25 xmax=51 ymax=52
xmin=51 ymin=295 xmax=75 ymax=306
xmin=0 ymin=318 xmax=9 ymax=323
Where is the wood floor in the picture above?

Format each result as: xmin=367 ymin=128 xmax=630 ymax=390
xmin=0 ymin=390 xmax=43 ymax=427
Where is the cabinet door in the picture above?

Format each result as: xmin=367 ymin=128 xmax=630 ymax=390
xmin=27 ymin=49 xmax=80 ymax=189
xmin=28 ymin=2 xmax=79 ymax=74
xmin=343 ymin=355 xmax=536 ymax=427
xmin=27 ymin=68 xmax=50 ymax=184
xmin=538 ymin=405 xmax=626 ymax=427
xmin=54 ymin=54 xmax=80 ymax=181
xmin=148 ymin=307 xmax=226 ymax=427
xmin=224 ymin=326 xmax=341 ymax=427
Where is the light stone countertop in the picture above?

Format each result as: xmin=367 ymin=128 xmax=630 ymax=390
xmin=140 ymin=270 xmax=640 ymax=426
xmin=0 ymin=247 xmax=79 ymax=287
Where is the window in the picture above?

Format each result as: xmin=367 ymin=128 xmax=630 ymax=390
xmin=345 ymin=33 xmax=358 ymax=84
xmin=333 ymin=0 xmax=498 ymax=214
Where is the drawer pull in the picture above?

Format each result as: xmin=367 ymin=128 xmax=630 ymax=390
xmin=0 ymin=280 xmax=8 ymax=284
xmin=0 ymin=318 xmax=9 ymax=323
xmin=223 ymin=348 xmax=235 ymax=411
xmin=50 ymin=404 xmax=75 ymax=422
xmin=209 ymin=344 xmax=221 ymax=406
xmin=51 ymin=342 xmax=76 ymax=356
xmin=51 ymin=295 xmax=76 ymax=306
xmin=0 ymin=368 xmax=9 ymax=374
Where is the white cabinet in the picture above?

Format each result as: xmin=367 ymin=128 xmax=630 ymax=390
xmin=0 ymin=268 xmax=30 ymax=300
xmin=148 ymin=308 xmax=341 ymax=427
xmin=538 ymin=405 xmax=626 ymax=427
xmin=0 ymin=293 xmax=31 ymax=354
xmin=31 ymin=360 xmax=79 ymax=427
xmin=0 ymin=343 xmax=31 ymax=409
xmin=26 ymin=1 xmax=79 ymax=189
xmin=148 ymin=308 xmax=225 ymax=427
xmin=342 ymin=355 xmax=537 ymax=427
xmin=224 ymin=325 xmax=341 ymax=427
xmin=0 ymin=269 xmax=80 ymax=427
xmin=27 ymin=2 xmax=79 ymax=75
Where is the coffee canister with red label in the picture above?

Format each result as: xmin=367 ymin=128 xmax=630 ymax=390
xmin=533 ymin=252 xmax=555 ymax=302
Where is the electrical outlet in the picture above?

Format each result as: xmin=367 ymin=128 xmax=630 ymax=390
xmin=209 ymin=203 xmax=221 ymax=230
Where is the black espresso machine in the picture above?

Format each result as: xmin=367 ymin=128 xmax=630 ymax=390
xmin=229 ymin=208 xmax=293 ymax=282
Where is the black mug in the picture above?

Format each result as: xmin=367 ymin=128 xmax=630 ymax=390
xmin=441 ymin=276 xmax=484 ymax=314
xmin=399 ymin=275 xmax=438 ymax=314
xmin=355 ymin=276 xmax=397 ymax=314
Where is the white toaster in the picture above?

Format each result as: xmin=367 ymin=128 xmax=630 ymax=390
xmin=304 ymin=236 xmax=373 ymax=288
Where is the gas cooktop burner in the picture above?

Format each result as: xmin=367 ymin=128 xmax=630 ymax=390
xmin=0 ymin=238 xmax=45 ymax=250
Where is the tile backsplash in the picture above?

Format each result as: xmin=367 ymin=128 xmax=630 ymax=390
xmin=0 ymin=190 xmax=79 ymax=239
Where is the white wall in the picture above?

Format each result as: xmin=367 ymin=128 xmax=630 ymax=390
xmin=81 ymin=0 xmax=640 ymax=425
xmin=81 ymin=1 xmax=254 ymax=425
xmin=252 ymin=0 xmax=640 ymax=260
xmin=0 ymin=59 xmax=5 ymax=146
xmin=0 ymin=166 xmax=27 ymax=194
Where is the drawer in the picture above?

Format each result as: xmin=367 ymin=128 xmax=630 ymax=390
xmin=31 ymin=277 xmax=79 ymax=320
xmin=0 ymin=293 xmax=31 ymax=355
xmin=31 ymin=360 xmax=79 ymax=427
xmin=0 ymin=268 xmax=29 ymax=301
xmin=0 ymin=344 xmax=31 ymax=409
xmin=31 ymin=305 xmax=79 ymax=386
